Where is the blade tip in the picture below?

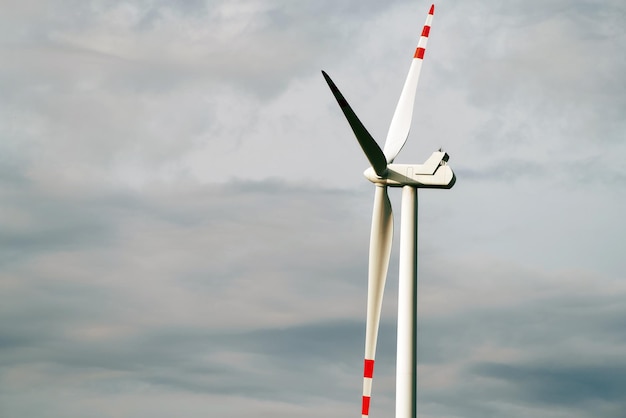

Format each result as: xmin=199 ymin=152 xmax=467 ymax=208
xmin=429 ymin=4 xmax=434 ymax=15
xmin=321 ymin=70 xmax=333 ymax=85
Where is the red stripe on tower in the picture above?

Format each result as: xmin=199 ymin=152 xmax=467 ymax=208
xmin=362 ymin=396 xmax=371 ymax=415
xmin=363 ymin=359 xmax=375 ymax=378
xmin=414 ymin=47 xmax=425 ymax=59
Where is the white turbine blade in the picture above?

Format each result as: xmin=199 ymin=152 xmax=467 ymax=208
xmin=383 ymin=4 xmax=435 ymax=163
xmin=362 ymin=185 xmax=393 ymax=418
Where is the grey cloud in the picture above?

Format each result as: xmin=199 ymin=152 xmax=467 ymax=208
xmin=471 ymin=362 xmax=626 ymax=406
xmin=408 ymin=256 xmax=626 ymax=418
xmin=1 ymin=0 xmax=625 ymax=417
xmin=0 ymin=189 xmax=116 ymax=265
xmin=1 ymin=178 xmax=625 ymax=417
xmin=0 ymin=180 xmax=371 ymax=415
xmin=456 ymin=156 xmax=626 ymax=186
xmin=0 ymin=0 xmax=414 ymax=99
xmin=455 ymin=158 xmax=547 ymax=183
xmin=422 ymin=0 xmax=626 ymax=189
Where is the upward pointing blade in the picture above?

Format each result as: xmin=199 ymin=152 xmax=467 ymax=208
xmin=322 ymin=71 xmax=388 ymax=177
xmin=383 ymin=4 xmax=435 ymax=163
xmin=361 ymin=185 xmax=393 ymax=418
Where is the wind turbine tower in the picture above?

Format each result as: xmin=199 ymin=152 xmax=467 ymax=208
xmin=322 ymin=4 xmax=455 ymax=418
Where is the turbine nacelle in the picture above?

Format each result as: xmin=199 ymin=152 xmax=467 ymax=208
xmin=363 ymin=151 xmax=456 ymax=188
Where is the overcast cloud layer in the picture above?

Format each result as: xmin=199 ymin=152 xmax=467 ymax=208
xmin=1 ymin=1 xmax=625 ymax=417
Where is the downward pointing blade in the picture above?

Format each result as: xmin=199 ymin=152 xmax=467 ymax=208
xmin=383 ymin=4 xmax=435 ymax=163
xmin=322 ymin=71 xmax=388 ymax=177
xmin=361 ymin=185 xmax=393 ymax=418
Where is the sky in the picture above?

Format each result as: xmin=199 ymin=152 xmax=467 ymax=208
xmin=1 ymin=0 xmax=625 ymax=417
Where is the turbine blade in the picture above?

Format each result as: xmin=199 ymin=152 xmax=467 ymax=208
xmin=322 ymin=70 xmax=388 ymax=177
xmin=362 ymin=185 xmax=393 ymax=418
xmin=383 ymin=4 xmax=434 ymax=163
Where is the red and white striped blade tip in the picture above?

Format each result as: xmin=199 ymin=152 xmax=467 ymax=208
xmin=414 ymin=4 xmax=434 ymax=59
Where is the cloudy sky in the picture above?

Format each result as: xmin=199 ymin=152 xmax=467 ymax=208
xmin=1 ymin=0 xmax=625 ymax=417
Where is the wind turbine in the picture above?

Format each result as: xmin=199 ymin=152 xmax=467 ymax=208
xmin=322 ymin=4 xmax=455 ymax=418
